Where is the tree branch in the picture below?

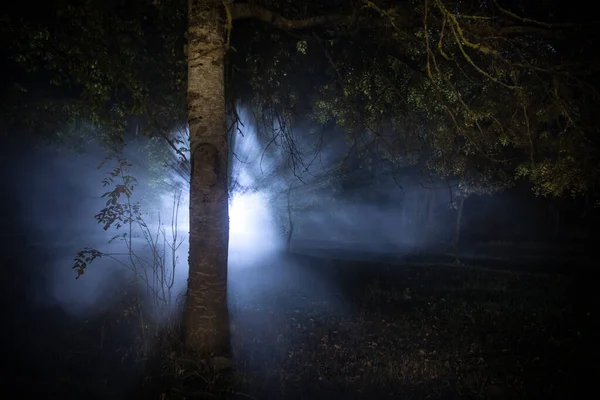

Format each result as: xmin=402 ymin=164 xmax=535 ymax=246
xmin=230 ymin=3 xmax=353 ymax=30
xmin=499 ymin=25 xmax=562 ymax=38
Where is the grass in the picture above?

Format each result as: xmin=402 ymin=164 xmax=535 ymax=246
xmin=139 ymin=254 xmax=593 ymax=400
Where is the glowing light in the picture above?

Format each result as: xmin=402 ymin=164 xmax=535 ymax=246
xmin=229 ymin=192 xmax=263 ymax=237
xmin=228 ymin=191 xmax=280 ymax=266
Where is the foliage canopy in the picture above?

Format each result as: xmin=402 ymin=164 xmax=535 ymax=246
xmin=2 ymin=0 xmax=598 ymax=198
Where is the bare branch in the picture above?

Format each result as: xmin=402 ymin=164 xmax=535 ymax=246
xmin=230 ymin=3 xmax=352 ymax=30
xmin=492 ymin=0 xmax=554 ymax=28
xmin=499 ymin=25 xmax=561 ymax=37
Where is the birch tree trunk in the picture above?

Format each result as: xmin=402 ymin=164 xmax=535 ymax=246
xmin=181 ymin=0 xmax=351 ymax=357
xmin=183 ymin=0 xmax=230 ymax=356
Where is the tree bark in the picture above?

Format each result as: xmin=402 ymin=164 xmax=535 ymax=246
xmin=183 ymin=0 xmax=230 ymax=356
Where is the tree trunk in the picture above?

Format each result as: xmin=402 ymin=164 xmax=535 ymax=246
xmin=286 ymin=187 xmax=293 ymax=253
xmin=454 ymin=195 xmax=466 ymax=264
xmin=183 ymin=0 xmax=230 ymax=357
xmin=425 ymin=189 xmax=435 ymax=244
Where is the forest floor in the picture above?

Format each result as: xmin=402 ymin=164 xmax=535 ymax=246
xmin=8 ymin=251 xmax=594 ymax=399
xmin=141 ymin=252 xmax=594 ymax=400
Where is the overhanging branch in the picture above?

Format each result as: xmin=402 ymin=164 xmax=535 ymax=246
xmin=230 ymin=3 xmax=353 ymax=30
xmin=499 ymin=25 xmax=562 ymax=38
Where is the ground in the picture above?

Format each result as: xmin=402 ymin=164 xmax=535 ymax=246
xmin=5 ymin=246 xmax=594 ymax=400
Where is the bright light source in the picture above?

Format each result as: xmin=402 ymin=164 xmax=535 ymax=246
xmin=228 ymin=191 xmax=280 ymax=266
xmin=229 ymin=192 xmax=264 ymax=237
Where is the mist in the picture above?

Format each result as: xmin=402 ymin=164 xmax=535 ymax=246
xmin=1 ymin=107 xmax=595 ymax=399
xmin=2 ymin=111 xmax=590 ymax=324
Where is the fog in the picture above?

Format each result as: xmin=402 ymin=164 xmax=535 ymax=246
xmin=1 ymin=109 xmax=589 ymax=324
xmin=228 ymin=112 xmax=284 ymax=263
xmin=2 ymin=111 xmax=592 ymax=324
xmin=1 ymin=104 xmax=596 ymax=400
xmin=3 ymin=142 xmax=118 ymax=314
